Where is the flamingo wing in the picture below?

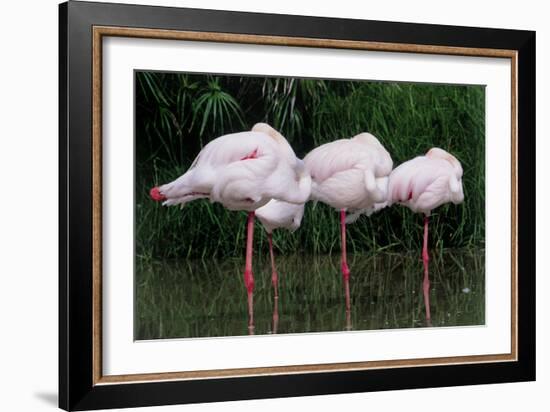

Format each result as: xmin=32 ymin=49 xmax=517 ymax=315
xmin=256 ymin=199 xmax=304 ymax=233
xmin=388 ymin=156 xmax=463 ymax=214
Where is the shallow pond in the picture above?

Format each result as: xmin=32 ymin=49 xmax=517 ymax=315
xmin=135 ymin=249 xmax=484 ymax=340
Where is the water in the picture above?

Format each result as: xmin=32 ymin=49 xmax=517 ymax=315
xmin=135 ymin=249 xmax=484 ymax=340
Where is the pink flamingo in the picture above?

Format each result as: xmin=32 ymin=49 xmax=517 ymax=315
xmin=303 ymin=133 xmax=393 ymax=312
xmin=150 ymin=123 xmax=311 ymax=328
xmin=256 ymin=199 xmax=306 ymax=334
xmin=256 ymin=199 xmax=305 ymax=298
xmin=386 ymin=148 xmax=464 ymax=322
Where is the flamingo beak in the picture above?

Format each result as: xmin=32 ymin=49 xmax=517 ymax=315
xmin=150 ymin=187 xmax=166 ymax=202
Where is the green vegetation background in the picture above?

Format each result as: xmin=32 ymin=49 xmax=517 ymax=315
xmin=136 ymin=72 xmax=485 ymax=261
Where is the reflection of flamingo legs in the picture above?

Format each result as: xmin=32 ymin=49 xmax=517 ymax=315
xmin=268 ymin=232 xmax=279 ymax=334
xmin=267 ymin=233 xmax=278 ymax=299
xmin=272 ymin=295 xmax=279 ymax=334
xmin=244 ymin=212 xmax=255 ymax=331
xmin=345 ymin=307 xmax=352 ymax=331
xmin=340 ymin=209 xmax=351 ymax=313
xmin=422 ymin=215 xmax=431 ymax=323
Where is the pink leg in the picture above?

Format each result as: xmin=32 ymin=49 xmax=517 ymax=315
xmin=244 ymin=211 xmax=255 ymax=330
xmin=340 ymin=209 xmax=351 ymax=312
xmin=268 ymin=233 xmax=279 ymax=333
xmin=267 ymin=233 xmax=279 ymax=299
xmin=422 ymin=215 xmax=431 ymax=322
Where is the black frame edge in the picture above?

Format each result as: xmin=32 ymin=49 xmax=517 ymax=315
xmin=517 ymin=31 xmax=536 ymax=381
xmin=59 ymin=2 xmax=69 ymax=410
xmin=64 ymin=1 xmax=97 ymax=409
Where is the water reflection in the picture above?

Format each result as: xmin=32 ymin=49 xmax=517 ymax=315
xmin=345 ymin=309 xmax=352 ymax=331
xmin=135 ymin=249 xmax=484 ymax=340
xmin=249 ymin=280 xmax=280 ymax=335
xmin=272 ymin=296 xmax=279 ymax=334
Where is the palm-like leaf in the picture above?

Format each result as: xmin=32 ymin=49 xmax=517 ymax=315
xmin=191 ymin=78 xmax=246 ymax=141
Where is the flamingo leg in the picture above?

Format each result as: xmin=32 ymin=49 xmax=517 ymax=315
xmin=244 ymin=211 xmax=255 ymax=331
xmin=267 ymin=233 xmax=279 ymax=299
xmin=422 ymin=215 xmax=432 ymax=323
xmin=272 ymin=292 xmax=279 ymax=334
xmin=340 ymin=209 xmax=351 ymax=312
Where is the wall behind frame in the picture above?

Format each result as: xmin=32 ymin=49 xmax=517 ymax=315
xmin=0 ymin=0 xmax=546 ymax=412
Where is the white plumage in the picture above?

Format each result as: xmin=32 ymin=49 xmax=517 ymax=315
xmin=304 ymin=132 xmax=393 ymax=214
xmin=256 ymin=199 xmax=305 ymax=234
xmin=387 ymin=147 xmax=464 ymax=215
xmin=156 ymin=123 xmax=311 ymax=211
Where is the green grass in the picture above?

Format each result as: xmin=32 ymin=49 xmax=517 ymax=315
xmin=136 ymin=72 xmax=485 ymax=260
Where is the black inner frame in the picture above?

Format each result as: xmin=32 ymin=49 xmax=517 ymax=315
xmin=59 ymin=1 xmax=536 ymax=410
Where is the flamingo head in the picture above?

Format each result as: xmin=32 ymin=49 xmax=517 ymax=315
xmin=149 ymin=187 xmax=166 ymax=202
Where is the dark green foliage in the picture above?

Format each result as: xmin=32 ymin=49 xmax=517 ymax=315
xmin=136 ymin=72 xmax=485 ymax=260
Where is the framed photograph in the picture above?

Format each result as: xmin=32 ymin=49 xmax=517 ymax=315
xmin=59 ymin=1 xmax=535 ymax=410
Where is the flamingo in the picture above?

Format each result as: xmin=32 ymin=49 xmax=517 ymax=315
xmin=149 ymin=123 xmax=311 ymax=329
xmin=256 ymin=199 xmax=305 ymax=298
xmin=386 ymin=147 xmax=464 ymax=322
xmin=256 ymin=199 xmax=305 ymax=334
xmin=303 ymin=133 xmax=393 ymax=312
